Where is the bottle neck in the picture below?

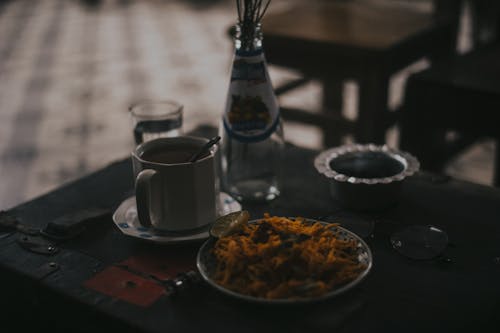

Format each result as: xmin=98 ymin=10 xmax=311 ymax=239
xmin=234 ymin=22 xmax=263 ymax=56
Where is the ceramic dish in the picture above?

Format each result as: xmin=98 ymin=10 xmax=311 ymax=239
xmin=113 ymin=192 xmax=241 ymax=244
xmin=196 ymin=218 xmax=372 ymax=304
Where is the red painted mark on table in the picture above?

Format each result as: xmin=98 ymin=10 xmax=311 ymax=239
xmin=118 ymin=252 xmax=197 ymax=281
xmin=84 ymin=250 xmax=197 ymax=306
xmin=84 ymin=266 xmax=165 ymax=307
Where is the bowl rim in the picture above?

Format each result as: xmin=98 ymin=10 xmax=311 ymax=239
xmin=314 ymin=144 xmax=420 ymax=185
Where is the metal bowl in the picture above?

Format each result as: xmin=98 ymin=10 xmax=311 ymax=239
xmin=314 ymin=144 xmax=419 ymax=211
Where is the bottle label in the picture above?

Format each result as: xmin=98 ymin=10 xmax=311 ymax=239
xmin=231 ymin=60 xmax=266 ymax=83
xmin=223 ymin=52 xmax=280 ymax=143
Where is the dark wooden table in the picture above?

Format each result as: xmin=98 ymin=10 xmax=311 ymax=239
xmin=1 ymin=143 xmax=500 ymax=332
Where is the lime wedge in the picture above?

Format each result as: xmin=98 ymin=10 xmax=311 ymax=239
xmin=210 ymin=210 xmax=250 ymax=238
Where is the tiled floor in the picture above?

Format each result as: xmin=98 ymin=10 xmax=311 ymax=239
xmin=0 ymin=0 xmax=495 ymax=210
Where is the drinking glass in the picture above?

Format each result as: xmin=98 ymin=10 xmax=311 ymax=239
xmin=129 ymin=100 xmax=183 ymax=145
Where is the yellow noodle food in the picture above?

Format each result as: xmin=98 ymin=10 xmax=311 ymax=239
xmin=212 ymin=214 xmax=367 ymax=299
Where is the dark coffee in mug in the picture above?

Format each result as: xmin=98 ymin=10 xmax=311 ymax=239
xmin=140 ymin=144 xmax=208 ymax=164
xmin=142 ymin=149 xmax=194 ymax=164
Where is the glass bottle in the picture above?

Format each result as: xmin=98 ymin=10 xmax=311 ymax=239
xmin=219 ymin=22 xmax=284 ymax=202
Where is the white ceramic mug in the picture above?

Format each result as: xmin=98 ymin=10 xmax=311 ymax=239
xmin=131 ymin=136 xmax=218 ymax=232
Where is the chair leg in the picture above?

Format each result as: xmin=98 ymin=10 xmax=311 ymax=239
xmin=469 ymin=0 xmax=500 ymax=46
xmin=494 ymin=138 xmax=500 ymax=187
xmin=322 ymin=80 xmax=344 ymax=147
xmin=399 ymin=81 xmax=449 ymax=173
xmin=357 ymin=71 xmax=389 ymax=144
xmin=432 ymin=0 xmax=461 ymax=59
xmin=400 ymin=125 xmax=449 ymax=173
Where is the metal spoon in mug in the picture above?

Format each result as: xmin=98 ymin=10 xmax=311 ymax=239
xmin=189 ymin=136 xmax=221 ymax=163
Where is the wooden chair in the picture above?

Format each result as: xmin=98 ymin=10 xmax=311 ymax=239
xmin=399 ymin=42 xmax=500 ymax=186
xmin=262 ymin=0 xmax=461 ymax=146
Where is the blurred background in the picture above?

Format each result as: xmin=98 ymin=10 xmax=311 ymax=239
xmin=0 ymin=0 xmax=497 ymax=209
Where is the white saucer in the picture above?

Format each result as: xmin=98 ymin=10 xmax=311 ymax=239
xmin=112 ymin=192 xmax=241 ymax=244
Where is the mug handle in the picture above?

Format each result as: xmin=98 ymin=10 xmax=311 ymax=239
xmin=135 ymin=169 xmax=157 ymax=228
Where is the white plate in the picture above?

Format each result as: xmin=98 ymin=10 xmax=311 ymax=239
xmin=113 ymin=192 xmax=241 ymax=244
xmin=197 ymin=219 xmax=372 ymax=304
